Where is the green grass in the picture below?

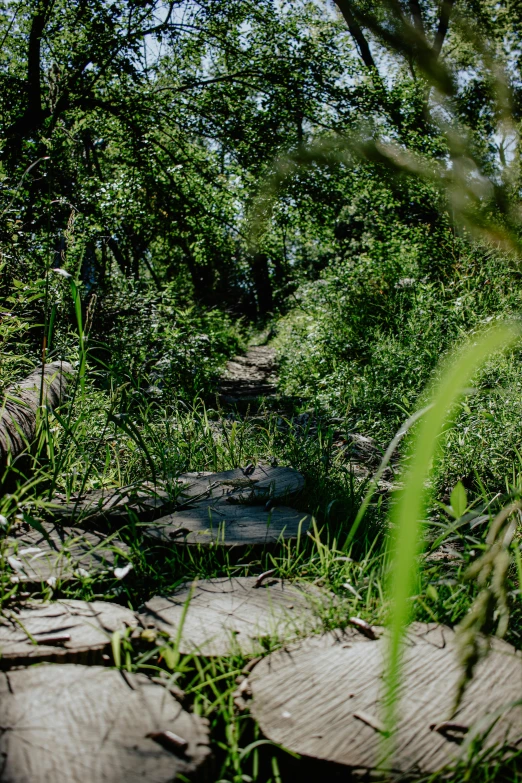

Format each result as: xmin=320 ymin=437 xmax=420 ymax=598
xmin=2 ymin=370 xmax=522 ymax=780
xmin=3 ymin=264 xmax=522 ymax=780
xmin=274 ymin=240 xmax=522 ymax=495
xmin=384 ymin=323 xmax=522 ymax=758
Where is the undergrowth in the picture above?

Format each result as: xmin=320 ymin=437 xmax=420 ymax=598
xmin=2 ymin=384 xmax=522 ymax=780
xmin=275 ymin=234 xmax=522 ymax=499
xmin=2 ymin=227 xmax=522 ymax=781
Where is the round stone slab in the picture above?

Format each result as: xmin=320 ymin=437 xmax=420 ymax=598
xmin=144 ymin=504 xmax=311 ymax=547
xmin=0 ymin=665 xmax=210 ymax=782
xmin=177 ymin=465 xmax=305 ymax=504
xmin=248 ymin=623 xmax=522 ymax=775
xmin=5 ymin=522 xmax=131 ymax=585
xmin=50 ymin=482 xmax=171 ymax=527
xmin=0 ymin=600 xmax=138 ymax=668
xmin=218 ymin=346 xmax=278 ymax=400
xmin=139 ymin=577 xmax=327 ymax=656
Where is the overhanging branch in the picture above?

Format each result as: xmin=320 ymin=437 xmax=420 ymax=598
xmin=334 ymin=0 xmax=378 ymax=72
xmin=433 ymin=0 xmax=456 ymax=58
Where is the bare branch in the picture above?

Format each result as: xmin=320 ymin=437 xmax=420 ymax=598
xmin=26 ymin=0 xmax=55 ymax=124
xmin=0 ymin=4 xmax=21 ymax=50
xmin=153 ymin=70 xmax=259 ymax=94
xmin=433 ymin=0 xmax=456 ymax=58
xmin=409 ymin=0 xmax=426 ymax=39
xmin=334 ymin=0 xmax=378 ymax=72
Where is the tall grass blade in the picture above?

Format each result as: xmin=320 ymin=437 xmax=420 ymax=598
xmin=384 ymin=322 xmax=521 ymax=761
xmin=344 ymin=404 xmax=433 ymax=551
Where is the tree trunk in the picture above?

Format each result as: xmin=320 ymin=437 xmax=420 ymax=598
xmin=0 ymin=361 xmax=73 ymax=464
xmin=251 ymin=252 xmax=273 ymax=316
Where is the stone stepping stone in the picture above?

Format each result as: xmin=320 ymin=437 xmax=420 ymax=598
xmin=139 ymin=577 xmax=326 ymax=656
xmin=0 ymin=361 xmax=73 ymax=465
xmin=144 ymin=465 xmax=309 ymax=546
xmin=50 ymin=482 xmax=171 ymax=527
xmin=144 ymin=504 xmax=310 ymax=547
xmin=177 ymin=464 xmax=304 ymax=504
xmin=5 ymin=521 xmax=131 ymax=586
xmin=49 ymin=468 xmax=303 ymax=532
xmin=219 ymin=346 xmax=278 ymax=400
xmin=247 ymin=623 xmax=522 ymax=776
xmin=0 ymin=664 xmax=211 ymax=782
xmin=0 ymin=599 xmax=138 ymax=668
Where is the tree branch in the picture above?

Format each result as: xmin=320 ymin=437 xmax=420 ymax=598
xmin=153 ymin=70 xmax=260 ymax=94
xmin=0 ymin=4 xmax=21 ymax=51
xmin=333 ymin=1 xmax=412 ymax=131
xmin=334 ymin=0 xmax=378 ymax=72
xmin=25 ymin=0 xmax=54 ymax=127
xmin=409 ymin=0 xmax=426 ymax=39
xmin=433 ymin=0 xmax=456 ymax=58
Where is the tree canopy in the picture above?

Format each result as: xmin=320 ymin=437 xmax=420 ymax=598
xmin=1 ymin=0 xmax=519 ymax=319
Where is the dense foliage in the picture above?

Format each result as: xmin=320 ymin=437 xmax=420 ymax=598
xmin=2 ymin=0 xmax=521 ymax=389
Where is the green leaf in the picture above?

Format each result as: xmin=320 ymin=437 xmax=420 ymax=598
xmin=426 ymin=584 xmax=439 ymax=602
xmin=111 ymin=630 xmax=122 ymax=668
xmin=450 ymin=481 xmax=467 ymax=519
xmin=385 ymin=322 xmax=520 ymax=747
xmin=160 ymin=644 xmax=177 ymax=670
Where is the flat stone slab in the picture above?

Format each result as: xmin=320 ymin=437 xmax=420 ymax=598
xmin=177 ymin=465 xmax=304 ymax=503
xmin=0 ymin=600 xmax=138 ymax=668
xmin=5 ymin=522 xmax=131 ymax=585
xmin=219 ymin=346 xmax=278 ymax=400
xmin=48 ymin=466 xmax=303 ymax=531
xmin=139 ymin=577 xmax=327 ymax=656
xmin=144 ymin=504 xmax=311 ymax=547
xmin=0 ymin=664 xmax=211 ymax=782
xmin=0 ymin=361 xmax=73 ymax=465
xmin=248 ymin=623 xmax=522 ymax=776
xmin=144 ymin=465 xmax=308 ymax=546
xmin=50 ymin=482 xmax=171 ymax=527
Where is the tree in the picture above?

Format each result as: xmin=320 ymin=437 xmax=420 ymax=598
xmin=1 ymin=0 xmax=519 ymax=321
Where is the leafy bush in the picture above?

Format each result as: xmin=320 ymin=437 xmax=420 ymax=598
xmin=93 ymin=278 xmax=243 ymax=402
xmin=275 ymin=180 xmax=522 ymax=493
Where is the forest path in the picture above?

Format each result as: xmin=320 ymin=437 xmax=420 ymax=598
xmin=2 ymin=360 xmax=517 ymax=781
xmin=218 ymin=345 xmax=278 ymax=403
